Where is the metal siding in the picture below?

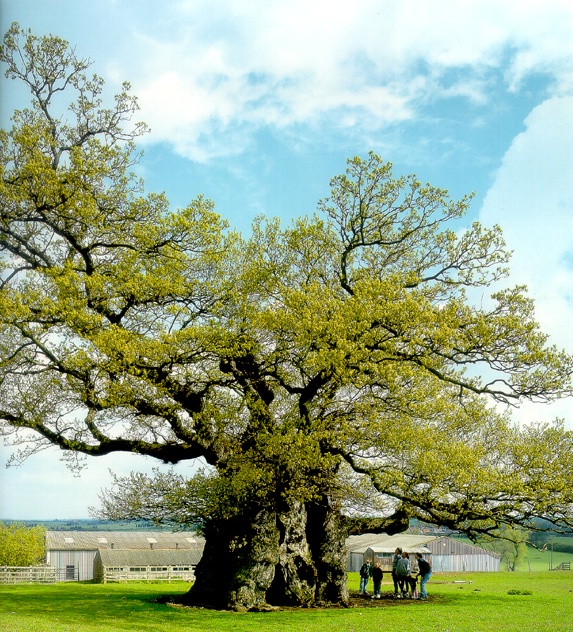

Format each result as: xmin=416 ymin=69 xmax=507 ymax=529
xmin=46 ymin=549 xmax=98 ymax=581
xmin=93 ymin=550 xmax=197 ymax=583
xmin=431 ymin=554 xmax=500 ymax=572
xmin=348 ymin=552 xmax=364 ymax=573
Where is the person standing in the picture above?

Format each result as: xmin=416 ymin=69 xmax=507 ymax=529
xmin=391 ymin=547 xmax=402 ymax=598
xmin=359 ymin=558 xmax=373 ymax=595
xmin=371 ymin=562 xmax=383 ymax=599
xmin=395 ymin=551 xmax=411 ymax=598
xmin=415 ymin=553 xmax=432 ymax=600
xmin=407 ymin=571 xmax=418 ymax=599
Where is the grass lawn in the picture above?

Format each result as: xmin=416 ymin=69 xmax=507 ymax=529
xmin=1 ymin=571 xmax=573 ymax=632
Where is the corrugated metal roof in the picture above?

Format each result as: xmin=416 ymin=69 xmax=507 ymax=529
xmin=377 ymin=534 xmax=437 ymax=549
xmin=346 ymin=534 xmax=389 ymax=552
xmin=96 ymin=548 xmax=202 ymax=567
xmin=347 ymin=533 xmax=448 ymax=553
xmin=346 ymin=533 xmax=499 ymax=558
xmin=366 ymin=544 xmax=431 ymax=554
xmin=46 ymin=531 xmax=204 ymax=551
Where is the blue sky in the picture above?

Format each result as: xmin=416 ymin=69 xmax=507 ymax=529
xmin=1 ymin=0 xmax=572 ymax=519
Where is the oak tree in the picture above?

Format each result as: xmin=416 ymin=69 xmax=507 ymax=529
xmin=2 ymin=24 xmax=573 ymax=609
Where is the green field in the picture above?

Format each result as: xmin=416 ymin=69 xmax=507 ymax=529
xmin=1 ymin=571 xmax=573 ymax=632
xmin=518 ymin=541 xmax=573 ymax=571
xmin=454 ymin=537 xmax=573 ymax=572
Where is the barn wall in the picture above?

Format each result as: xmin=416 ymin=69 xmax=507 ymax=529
xmin=366 ymin=549 xmax=395 ymax=572
xmin=347 ymin=552 xmax=365 ymax=573
xmin=46 ymin=549 xmax=97 ymax=581
xmin=424 ymin=537 xmax=500 ymax=572
xmin=430 ymin=554 xmax=500 ymax=572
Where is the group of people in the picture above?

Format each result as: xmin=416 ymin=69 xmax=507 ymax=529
xmin=359 ymin=548 xmax=432 ymax=600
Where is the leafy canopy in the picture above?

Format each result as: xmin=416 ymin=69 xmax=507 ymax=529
xmin=1 ymin=23 xmax=573 ymax=539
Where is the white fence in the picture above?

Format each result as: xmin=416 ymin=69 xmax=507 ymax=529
xmin=99 ymin=565 xmax=195 ymax=583
xmin=0 ymin=566 xmax=59 ymax=584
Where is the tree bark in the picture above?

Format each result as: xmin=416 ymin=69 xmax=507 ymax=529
xmin=182 ymin=497 xmax=349 ymax=610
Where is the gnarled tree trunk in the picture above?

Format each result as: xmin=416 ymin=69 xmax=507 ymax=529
xmin=183 ymin=496 xmax=349 ymax=610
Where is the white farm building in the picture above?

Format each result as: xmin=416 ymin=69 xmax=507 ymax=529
xmin=45 ymin=531 xmax=204 ymax=582
xmin=44 ymin=528 xmax=499 ymax=583
xmin=347 ymin=533 xmax=500 ymax=573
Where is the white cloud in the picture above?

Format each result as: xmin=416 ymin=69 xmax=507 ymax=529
xmin=105 ymin=0 xmax=573 ymax=161
xmin=479 ymin=97 xmax=573 ymax=344
xmin=479 ymin=96 xmax=573 ymax=427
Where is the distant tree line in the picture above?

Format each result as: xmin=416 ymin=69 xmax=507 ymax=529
xmin=2 ymin=519 xmax=168 ymax=532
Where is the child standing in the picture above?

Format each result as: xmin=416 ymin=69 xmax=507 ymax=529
xmin=371 ymin=562 xmax=383 ymax=599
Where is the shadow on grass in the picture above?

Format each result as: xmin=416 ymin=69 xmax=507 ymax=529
xmin=3 ymin=578 xmax=549 ymax=632
xmin=0 ymin=583 xmax=200 ymax=631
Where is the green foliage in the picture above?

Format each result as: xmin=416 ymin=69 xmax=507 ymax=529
xmin=477 ymin=526 xmax=529 ymax=571
xmin=2 ymin=23 xmax=573 ymax=548
xmin=94 ymin=468 xmax=213 ymax=530
xmin=0 ymin=521 xmax=45 ymax=566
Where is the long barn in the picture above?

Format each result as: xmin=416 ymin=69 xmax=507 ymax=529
xmin=45 ymin=531 xmax=205 ymax=582
xmin=347 ymin=533 xmax=500 ymax=573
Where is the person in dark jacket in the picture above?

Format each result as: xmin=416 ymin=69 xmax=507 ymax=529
xmin=415 ymin=552 xmax=432 ymax=599
xmin=371 ymin=562 xmax=383 ymax=598
xmin=359 ymin=558 xmax=373 ymax=595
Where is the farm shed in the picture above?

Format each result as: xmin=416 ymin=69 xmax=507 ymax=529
xmin=93 ymin=548 xmax=201 ymax=583
xmin=346 ymin=533 xmax=500 ymax=573
xmin=365 ymin=543 xmax=432 ymax=573
xmin=346 ymin=533 xmax=433 ymax=573
xmin=347 ymin=533 xmax=394 ymax=573
xmin=45 ymin=531 xmax=204 ymax=582
xmin=424 ymin=536 xmax=500 ymax=572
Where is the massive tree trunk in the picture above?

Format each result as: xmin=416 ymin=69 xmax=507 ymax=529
xmin=183 ymin=496 xmax=349 ymax=611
